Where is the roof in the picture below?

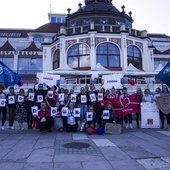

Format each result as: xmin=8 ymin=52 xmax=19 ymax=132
xmin=32 ymin=23 xmax=65 ymax=33
xmin=0 ymin=40 xmax=15 ymax=51
xmin=0 ymin=29 xmax=32 ymax=38
xmin=153 ymin=48 xmax=170 ymax=55
xmin=22 ymin=41 xmax=42 ymax=51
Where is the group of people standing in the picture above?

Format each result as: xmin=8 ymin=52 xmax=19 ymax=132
xmin=0 ymin=82 xmax=170 ymax=133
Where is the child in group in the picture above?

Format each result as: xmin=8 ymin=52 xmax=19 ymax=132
xmin=66 ymin=102 xmax=78 ymax=132
xmin=45 ymin=97 xmax=63 ymax=132
xmin=53 ymin=101 xmax=63 ymax=132
xmin=82 ymin=105 xmax=98 ymax=131
xmin=101 ymin=102 xmax=115 ymax=128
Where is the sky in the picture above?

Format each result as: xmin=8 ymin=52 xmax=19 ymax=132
xmin=0 ymin=0 xmax=170 ymax=35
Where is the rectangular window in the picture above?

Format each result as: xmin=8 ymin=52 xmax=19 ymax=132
xmin=57 ymin=17 xmax=62 ymax=23
xmin=79 ymin=78 xmax=91 ymax=84
xmin=109 ymin=56 xmax=120 ymax=67
xmin=18 ymin=58 xmax=42 ymax=74
xmin=50 ymin=17 xmax=56 ymax=23
xmin=33 ymin=37 xmax=44 ymax=43
xmin=0 ymin=58 xmax=14 ymax=70
xmin=96 ymin=55 xmax=107 ymax=67
xmin=154 ymin=60 xmax=169 ymax=70
xmin=66 ymin=79 xmax=77 ymax=84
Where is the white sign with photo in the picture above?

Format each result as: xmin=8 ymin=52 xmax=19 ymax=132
xmin=28 ymin=93 xmax=35 ymax=101
xmin=37 ymin=95 xmax=43 ymax=103
xmin=17 ymin=95 xmax=24 ymax=102
xmin=81 ymin=95 xmax=87 ymax=103
xmin=47 ymin=91 xmax=53 ymax=98
xmin=90 ymin=93 xmax=96 ymax=102
xmin=51 ymin=107 xmax=57 ymax=116
xmin=0 ymin=99 xmax=6 ymax=107
xmin=59 ymin=93 xmax=64 ymax=102
xmin=98 ymin=93 xmax=103 ymax=101
xmin=141 ymin=102 xmax=160 ymax=128
xmin=61 ymin=107 xmax=68 ymax=116
xmin=86 ymin=112 xmax=93 ymax=121
xmin=73 ymin=108 xmax=80 ymax=117
xmin=8 ymin=96 xmax=15 ymax=104
xmin=102 ymin=110 xmax=110 ymax=119
xmin=31 ymin=106 xmax=38 ymax=116
xmin=71 ymin=94 xmax=77 ymax=103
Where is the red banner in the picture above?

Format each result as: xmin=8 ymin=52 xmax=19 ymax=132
xmin=106 ymin=94 xmax=140 ymax=117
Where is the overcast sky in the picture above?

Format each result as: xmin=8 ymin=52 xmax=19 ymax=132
xmin=0 ymin=0 xmax=170 ymax=35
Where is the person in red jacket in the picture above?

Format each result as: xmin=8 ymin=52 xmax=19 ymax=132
xmin=35 ymin=102 xmax=54 ymax=132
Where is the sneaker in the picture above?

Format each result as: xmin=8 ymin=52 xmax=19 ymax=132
xmin=1 ymin=126 xmax=5 ymax=130
xmin=125 ymin=123 xmax=129 ymax=129
xmin=10 ymin=126 xmax=14 ymax=130
xmin=129 ymin=124 xmax=133 ymax=129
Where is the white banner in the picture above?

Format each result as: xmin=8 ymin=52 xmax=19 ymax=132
xmin=36 ymin=73 xmax=60 ymax=87
xmin=102 ymin=74 xmax=123 ymax=89
xmin=141 ymin=102 xmax=160 ymax=128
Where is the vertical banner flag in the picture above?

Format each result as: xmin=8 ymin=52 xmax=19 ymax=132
xmin=0 ymin=61 xmax=22 ymax=88
xmin=156 ymin=61 xmax=170 ymax=88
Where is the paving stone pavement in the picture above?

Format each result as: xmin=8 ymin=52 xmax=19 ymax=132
xmin=0 ymin=121 xmax=170 ymax=170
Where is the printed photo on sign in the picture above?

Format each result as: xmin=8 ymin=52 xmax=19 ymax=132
xmin=51 ymin=107 xmax=57 ymax=116
xmin=31 ymin=106 xmax=38 ymax=116
xmin=8 ymin=96 xmax=15 ymax=104
xmin=73 ymin=108 xmax=80 ymax=117
xmin=90 ymin=93 xmax=96 ymax=102
xmin=59 ymin=93 xmax=64 ymax=102
xmin=47 ymin=91 xmax=53 ymax=98
xmin=0 ymin=99 xmax=6 ymax=107
xmin=98 ymin=93 xmax=103 ymax=101
xmin=61 ymin=107 xmax=68 ymax=116
xmin=37 ymin=95 xmax=43 ymax=103
xmin=28 ymin=93 xmax=34 ymax=101
xmin=102 ymin=110 xmax=110 ymax=119
xmin=81 ymin=95 xmax=87 ymax=103
xmin=86 ymin=112 xmax=93 ymax=121
xmin=141 ymin=102 xmax=160 ymax=128
xmin=18 ymin=95 xmax=24 ymax=102
xmin=71 ymin=94 xmax=76 ymax=102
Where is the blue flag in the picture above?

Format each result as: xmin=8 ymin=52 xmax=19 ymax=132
xmin=156 ymin=61 xmax=170 ymax=88
xmin=0 ymin=61 xmax=21 ymax=88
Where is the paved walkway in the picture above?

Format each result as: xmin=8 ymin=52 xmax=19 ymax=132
xmin=0 ymin=121 xmax=170 ymax=170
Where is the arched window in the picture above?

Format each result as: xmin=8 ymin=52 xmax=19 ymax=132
xmin=53 ymin=49 xmax=60 ymax=69
xmin=127 ymin=45 xmax=142 ymax=70
xmin=96 ymin=42 xmax=120 ymax=68
xmin=67 ymin=43 xmax=90 ymax=69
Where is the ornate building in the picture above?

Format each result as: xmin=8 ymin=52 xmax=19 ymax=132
xmin=0 ymin=0 xmax=170 ymax=91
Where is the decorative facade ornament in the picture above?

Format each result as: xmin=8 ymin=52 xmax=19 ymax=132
xmin=66 ymin=39 xmax=77 ymax=50
xmin=51 ymin=46 xmax=56 ymax=56
xmin=126 ymin=39 xmax=133 ymax=46
xmin=79 ymin=38 xmax=91 ymax=47
xmin=109 ymin=38 xmax=121 ymax=48
xmin=135 ymin=41 xmax=143 ymax=51
xmin=95 ymin=37 xmax=107 ymax=47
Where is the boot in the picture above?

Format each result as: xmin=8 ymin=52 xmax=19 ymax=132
xmin=167 ymin=124 xmax=170 ymax=130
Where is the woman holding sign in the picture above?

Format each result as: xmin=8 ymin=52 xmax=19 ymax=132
xmin=25 ymin=88 xmax=35 ymax=129
xmin=6 ymin=86 xmax=17 ymax=129
xmin=15 ymin=88 xmax=27 ymax=130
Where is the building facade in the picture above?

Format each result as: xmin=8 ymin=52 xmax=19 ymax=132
xmin=0 ymin=0 xmax=170 ymax=92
